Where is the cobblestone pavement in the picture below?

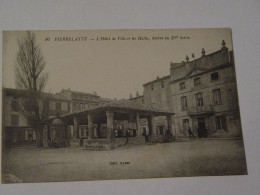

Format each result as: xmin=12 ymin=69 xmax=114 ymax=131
xmin=2 ymin=139 xmax=247 ymax=183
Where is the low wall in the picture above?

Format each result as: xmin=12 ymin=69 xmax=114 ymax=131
xmin=115 ymin=138 xmax=127 ymax=147
xmin=83 ymin=139 xmax=111 ymax=150
xmin=148 ymin=135 xmax=173 ymax=143
xmin=69 ymin=139 xmax=80 ymax=148
xmin=83 ymin=138 xmax=127 ymax=150
xmin=127 ymin=136 xmax=145 ymax=145
xmin=156 ymin=135 xmax=165 ymax=143
xmin=148 ymin=135 xmax=157 ymax=143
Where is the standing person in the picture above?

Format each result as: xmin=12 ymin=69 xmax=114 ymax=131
xmin=188 ymin=127 xmax=195 ymax=140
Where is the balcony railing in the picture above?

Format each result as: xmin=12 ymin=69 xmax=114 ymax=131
xmin=188 ymin=105 xmax=214 ymax=116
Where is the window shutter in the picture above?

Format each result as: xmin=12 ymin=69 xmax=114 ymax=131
xmin=222 ymin=116 xmax=227 ymax=131
xmin=33 ymin=131 xmax=36 ymax=140
xmin=25 ymin=131 xmax=29 ymax=141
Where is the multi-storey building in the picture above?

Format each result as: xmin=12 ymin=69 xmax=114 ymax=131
xmin=142 ymin=76 xmax=172 ymax=137
xmin=58 ymin=89 xmax=100 ymax=112
xmin=140 ymin=40 xmax=242 ymax=138
xmin=2 ymin=88 xmax=108 ymax=146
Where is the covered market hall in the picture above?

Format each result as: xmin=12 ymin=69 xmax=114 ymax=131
xmin=44 ymin=100 xmax=175 ymax=150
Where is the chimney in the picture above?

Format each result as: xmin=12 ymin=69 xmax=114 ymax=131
xmin=221 ymin=40 xmax=228 ymax=51
xmin=201 ymin=48 xmax=206 ymax=57
xmin=186 ymin=55 xmax=189 ymax=62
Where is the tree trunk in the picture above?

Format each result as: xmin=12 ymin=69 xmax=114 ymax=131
xmin=35 ymin=123 xmax=43 ymax=147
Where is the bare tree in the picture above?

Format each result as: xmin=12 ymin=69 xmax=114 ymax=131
xmin=15 ymin=31 xmax=48 ymax=147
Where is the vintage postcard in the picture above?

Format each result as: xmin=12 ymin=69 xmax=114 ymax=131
xmin=1 ymin=29 xmax=247 ymax=183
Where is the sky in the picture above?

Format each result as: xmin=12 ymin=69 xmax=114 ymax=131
xmin=2 ymin=29 xmax=233 ymax=99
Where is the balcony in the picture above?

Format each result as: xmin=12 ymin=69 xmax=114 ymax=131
xmin=188 ymin=105 xmax=214 ymax=116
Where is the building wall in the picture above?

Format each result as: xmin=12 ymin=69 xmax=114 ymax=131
xmin=2 ymin=88 xmax=109 ymax=146
xmin=143 ymin=76 xmax=171 ymax=111
xmin=2 ymin=94 xmax=28 ymax=127
xmin=59 ymin=89 xmax=100 ymax=113
xmin=170 ymin=47 xmax=241 ymax=138
xmin=140 ymin=43 xmax=242 ymax=139
xmin=142 ymin=76 xmax=173 ymax=135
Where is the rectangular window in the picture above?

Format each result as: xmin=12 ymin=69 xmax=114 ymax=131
xmin=216 ymin=116 xmax=227 ymax=131
xmin=151 ymin=84 xmax=154 ymax=91
xmin=55 ymin=102 xmax=61 ymax=112
xmin=181 ymin=96 xmax=187 ymax=110
xmin=211 ymin=72 xmax=219 ymax=80
xmin=179 ymin=82 xmax=185 ymax=90
xmin=213 ymin=89 xmax=222 ymax=104
xmin=161 ymin=81 xmax=165 ymax=88
xmin=11 ymin=100 xmax=19 ymax=111
xmin=80 ymin=103 xmax=84 ymax=110
xmin=80 ymin=126 xmax=86 ymax=137
xmin=28 ymin=130 xmax=33 ymax=140
xmin=25 ymin=131 xmax=29 ymax=140
xmin=11 ymin=114 xmax=19 ymax=126
xmin=195 ymin=93 xmax=203 ymax=106
xmin=156 ymin=126 xmax=164 ymax=135
xmin=25 ymin=100 xmax=33 ymax=111
xmin=74 ymin=102 xmax=78 ymax=110
xmin=182 ymin=119 xmax=189 ymax=133
xmin=43 ymin=100 xmax=49 ymax=110
xmin=67 ymin=102 xmax=70 ymax=111
xmin=194 ymin=77 xmax=201 ymax=86
xmin=32 ymin=130 xmax=36 ymax=140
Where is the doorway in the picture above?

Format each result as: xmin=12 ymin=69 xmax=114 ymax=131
xmin=197 ymin=117 xmax=207 ymax=137
xmin=142 ymin=126 xmax=148 ymax=141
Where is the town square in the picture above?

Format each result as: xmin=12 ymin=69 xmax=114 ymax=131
xmin=1 ymin=29 xmax=247 ymax=183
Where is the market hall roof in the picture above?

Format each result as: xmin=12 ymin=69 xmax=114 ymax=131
xmin=59 ymin=99 xmax=174 ymax=120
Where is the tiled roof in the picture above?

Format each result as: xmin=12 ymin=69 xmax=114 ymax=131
xmin=61 ymin=99 xmax=174 ymax=119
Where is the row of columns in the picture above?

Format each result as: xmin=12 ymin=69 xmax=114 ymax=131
xmin=73 ymin=112 xmax=174 ymax=140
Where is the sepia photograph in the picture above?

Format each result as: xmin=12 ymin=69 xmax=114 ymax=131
xmin=1 ymin=29 xmax=247 ymax=183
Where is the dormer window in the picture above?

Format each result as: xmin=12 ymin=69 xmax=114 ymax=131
xmin=211 ymin=72 xmax=219 ymax=81
xmin=180 ymin=82 xmax=185 ymax=90
xmin=194 ymin=77 xmax=201 ymax=86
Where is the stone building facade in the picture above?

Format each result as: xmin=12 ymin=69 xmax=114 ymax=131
xmin=58 ymin=89 xmax=100 ymax=112
xmin=2 ymin=88 xmax=109 ymax=146
xmin=140 ymin=41 xmax=242 ymax=138
xmin=142 ymin=75 xmax=173 ymax=137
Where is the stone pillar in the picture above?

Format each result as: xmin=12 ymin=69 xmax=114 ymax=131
xmin=136 ymin=114 xmax=142 ymax=136
xmin=106 ymin=111 xmax=115 ymax=149
xmin=147 ymin=116 xmax=157 ymax=142
xmin=73 ymin=116 xmax=79 ymax=139
xmin=147 ymin=116 xmax=156 ymax=135
xmin=43 ymin=124 xmax=49 ymax=148
xmin=152 ymin=117 xmax=157 ymax=135
xmin=167 ymin=115 xmax=174 ymax=136
xmin=97 ymin=123 xmax=101 ymax=138
xmin=88 ymin=113 xmax=93 ymax=140
xmin=93 ymin=126 xmax=97 ymax=138
xmin=163 ymin=124 xmax=166 ymax=135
